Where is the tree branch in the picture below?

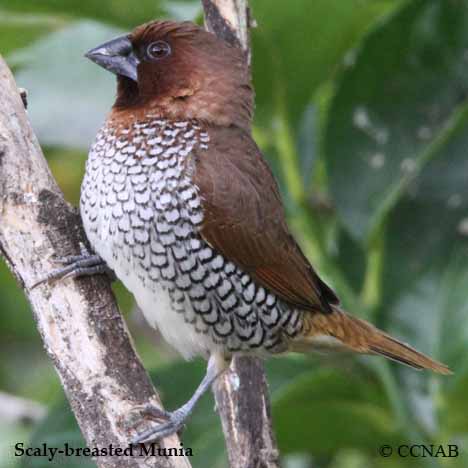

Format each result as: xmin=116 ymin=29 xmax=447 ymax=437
xmin=0 ymin=57 xmax=191 ymax=468
xmin=201 ymin=3 xmax=281 ymax=467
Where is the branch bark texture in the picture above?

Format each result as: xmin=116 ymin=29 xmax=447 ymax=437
xmin=0 ymin=57 xmax=190 ymax=468
xmin=202 ymin=3 xmax=281 ymax=467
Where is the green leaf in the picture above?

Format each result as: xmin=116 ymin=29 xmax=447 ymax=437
xmin=271 ymin=368 xmax=401 ymax=456
xmin=381 ymin=101 xmax=468 ymax=308
xmin=381 ymin=255 xmax=468 ymax=435
xmin=371 ymin=107 xmax=468 ymax=439
xmin=0 ymin=261 xmax=35 ymax=340
xmin=0 ymin=11 xmax=64 ymax=56
xmin=297 ymin=105 xmax=319 ymax=189
xmin=0 ymin=1 xmax=200 ymax=28
xmin=333 ymin=227 xmax=367 ymax=295
xmin=23 ymin=402 xmax=91 ymax=468
xmin=324 ymin=0 xmax=468 ymax=242
xmin=445 ymin=372 xmax=468 ymax=435
xmin=0 ymin=0 xmax=164 ymax=29
xmin=251 ymin=0 xmax=401 ymax=130
xmin=1 ymin=421 xmax=34 ymax=468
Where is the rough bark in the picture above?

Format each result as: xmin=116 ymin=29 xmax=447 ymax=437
xmin=202 ymin=0 xmax=254 ymax=63
xmin=202 ymin=2 xmax=281 ymax=468
xmin=0 ymin=57 xmax=191 ymax=468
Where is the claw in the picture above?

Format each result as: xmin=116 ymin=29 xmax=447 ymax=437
xmin=130 ymin=407 xmax=188 ymax=444
xmin=31 ymin=250 xmax=110 ymax=289
xmin=52 ymin=255 xmax=88 ymax=266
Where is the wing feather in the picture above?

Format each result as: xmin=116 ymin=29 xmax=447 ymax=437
xmin=193 ymin=126 xmax=338 ymax=313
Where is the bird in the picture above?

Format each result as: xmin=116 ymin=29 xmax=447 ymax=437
xmin=36 ymin=19 xmax=451 ymax=443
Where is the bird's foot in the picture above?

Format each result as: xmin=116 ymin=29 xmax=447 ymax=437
xmin=130 ymin=404 xmax=188 ymax=444
xmin=32 ymin=243 xmax=114 ymax=288
xmin=129 ymin=355 xmax=223 ymax=444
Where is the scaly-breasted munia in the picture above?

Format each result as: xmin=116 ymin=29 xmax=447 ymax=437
xmin=37 ymin=20 xmax=450 ymax=443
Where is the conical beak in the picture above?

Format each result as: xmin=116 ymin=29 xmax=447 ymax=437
xmin=85 ymin=35 xmax=139 ymax=82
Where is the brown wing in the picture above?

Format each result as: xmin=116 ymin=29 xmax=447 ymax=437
xmin=193 ymin=126 xmax=339 ymax=313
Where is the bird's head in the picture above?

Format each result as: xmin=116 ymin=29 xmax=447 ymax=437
xmin=86 ymin=20 xmax=253 ymax=130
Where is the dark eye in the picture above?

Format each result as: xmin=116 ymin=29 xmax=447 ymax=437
xmin=146 ymin=41 xmax=171 ymax=60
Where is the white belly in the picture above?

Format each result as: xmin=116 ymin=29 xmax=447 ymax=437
xmin=117 ymin=263 xmax=215 ymax=360
xmin=88 ymin=231 xmax=219 ymax=360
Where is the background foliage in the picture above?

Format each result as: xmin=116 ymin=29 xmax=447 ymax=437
xmin=1 ymin=1 xmax=467 ymax=467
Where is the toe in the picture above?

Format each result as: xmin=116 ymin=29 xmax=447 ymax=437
xmin=130 ymin=420 xmax=178 ymax=445
xmin=129 ymin=411 xmax=188 ymax=445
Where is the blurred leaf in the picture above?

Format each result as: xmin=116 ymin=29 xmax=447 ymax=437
xmin=373 ymin=109 xmax=468 ymax=439
xmin=0 ymin=262 xmax=35 ymax=340
xmin=1 ymin=422 xmax=32 ymax=468
xmin=445 ymin=372 xmax=468 ymax=434
xmin=44 ymin=147 xmax=87 ymax=204
xmin=8 ymin=21 xmax=124 ymax=149
xmin=324 ymin=0 xmax=468 ymax=241
xmin=251 ymin=0 xmax=402 ymax=130
xmin=382 ymin=103 xmax=468 ymax=306
xmin=329 ymin=450 xmax=375 ymax=468
xmin=266 ymin=356 xmax=319 ymax=396
xmin=185 ymin=430 xmax=227 ymax=468
xmin=272 ymin=368 xmax=401 ymax=456
xmin=164 ymin=1 xmax=202 ymax=22
xmin=383 ymin=255 xmax=468 ymax=436
xmin=0 ymin=0 xmax=200 ymax=28
xmin=0 ymin=11 xmax=64 ymax=56
xmin=333 ymin=227 xmax=367 ymax=295
xmin=23 ymin=402 xmax=91 ymax=468
xmin=0 ymin=0 xmax=164 ymax=29
xmin=297 ymin=105 xmax=318 ymax=189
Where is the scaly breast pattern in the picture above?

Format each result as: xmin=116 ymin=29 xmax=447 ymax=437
xmin=81 ymin=117 xmax=302 ymax=359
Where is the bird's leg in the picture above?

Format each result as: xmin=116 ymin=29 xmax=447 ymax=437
xmin=130 ymin=354 xmax=227 ymax=444
xmin=31 ymin=242 xmax=115 ymax=288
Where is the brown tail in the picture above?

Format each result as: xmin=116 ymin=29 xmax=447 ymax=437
xmin=292 ymin=307 xmax=451 ymax=375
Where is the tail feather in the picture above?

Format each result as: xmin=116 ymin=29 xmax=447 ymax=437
xmin=293 ymin=307 xmax=451 ymax=375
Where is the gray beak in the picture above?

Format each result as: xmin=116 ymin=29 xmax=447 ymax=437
xmin=85 ymin=35 xmax=139 ymax=82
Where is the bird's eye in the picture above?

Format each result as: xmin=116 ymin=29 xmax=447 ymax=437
xmin=146 ymin=41 xmax=171 ymax=61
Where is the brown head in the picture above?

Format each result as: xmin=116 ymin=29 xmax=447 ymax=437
xmin=85 ymin=20 xmax=253 ymax=130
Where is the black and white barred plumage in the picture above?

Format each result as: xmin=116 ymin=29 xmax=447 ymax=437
xmin=81 ymin=116 xmax=303 ymax=359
